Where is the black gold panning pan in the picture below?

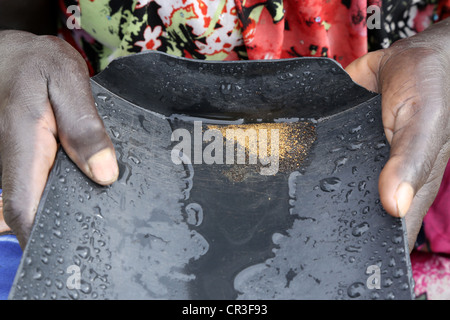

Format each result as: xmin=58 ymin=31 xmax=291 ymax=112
xmin=9 ymin=51 xmax=414 ymax=300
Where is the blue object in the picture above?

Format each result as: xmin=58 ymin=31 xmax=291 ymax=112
xmin=0 ymin=188 xmax=22 ymax=300
xmin=0 ymin=235 xmax=22 ymax=300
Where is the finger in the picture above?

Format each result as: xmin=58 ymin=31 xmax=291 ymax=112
xmin=42 ymin=36 xmax=119 ymax=185
xmin=403 ymin=147 xmax=450 ymax=252
xmin=345 ymin=50 xmax=386 ymax=93
xmin=1 ymin=105 xmax=58 ymax=248
xmin=0 ymin=190 xmax=11 ymax=235
xmin=378 ymin=115 xmax=446 ymax=219
xmin=377 ymin=59 xmax=449 ymax=218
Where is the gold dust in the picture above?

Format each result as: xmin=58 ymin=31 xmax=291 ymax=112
xmin=206 ymin=122 xmax=316 ymax=180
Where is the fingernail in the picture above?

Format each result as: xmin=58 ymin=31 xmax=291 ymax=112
xmin=87 ymin=148 xmax=119 ymax=184
xmin=395 ymin=182 xmax=414 ymax=218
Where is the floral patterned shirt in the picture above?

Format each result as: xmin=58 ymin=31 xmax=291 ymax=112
xmin=59 ymin=0 xmax=450 ymax=75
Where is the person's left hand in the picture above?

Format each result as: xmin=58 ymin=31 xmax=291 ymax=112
xmin=345 ymin=18 xmax=450 ymax=252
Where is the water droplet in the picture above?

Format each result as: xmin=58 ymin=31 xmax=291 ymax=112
xmin=345 ymin=245 xmax=362 ymax=253
xmin=165 ymin=59 xmax=176 ymax=67
xmin=400 ymin=283 xmax=409 ymax=290
xmin=319 ymin=177 xmax=341 ymax=192
xmin=110 ymin=127 xmax=120 ymax=138
xmin=352 ymin=222 xmax=370 ymax=237
xmin=385 ymin=292 xmax=396 ymax=300
xmin=347 ymin=282 xmax=365 ymax=298
xmin=54 ymin=279 xmax=63 ymax=290
xmin=41 ymin=256 xmax=49 ymax=264
xmin=76 ymin=246 xmax=91 ymax=259
xmin=93 ymin=206 xmax=103 ymax=219
xmin=80 ymin=280 xmax=92 ymax=294
xmin=278 ymin=72 xmax=294 ymax=80
xmin=358 ymin=181 xmax=366 ymax=191
xmin=347 ymin=142 xmax=363 ymax=151
xmin=220 ymin=83 xmax=232 ymax=94
xmin=67 ymin=289 xmax=79 ymax=300
xmin=349 ymin=125 xmax=362 ymax=134
xmin=392 ymin=234 xmax=403 ymax=244
xmin=185 ymin=203 xmax=203 ymax=226
xmin=393 ymin=268 xmax=404 ymax=278
xmin=96 ymin=93 xmax=109 ymax=102
xmin=127 ymin=150 xmax=141 ymax=165
xmin=288 ymin=171 xmax=302 ymax=199
xmin=333 ymin=156 xmax=348 ymax=172
xmin=45 ymin=278 xmax=52 ymax=287
xmin=33 ymin=268 xmax=43 ymax=280
xmin=75 ymin=212 xmax=84 ymax=222
xmin=73 ymin=255 xmax=81 ymax=266
xmin=384 ymin=277 xmax=393 ymax=287
xmin=53 ymin=229 xmax=63 ymax=239
xmin=371 ymin=291 xmax=380 ymax=299
xmin=329 ymin=147 xmax=342 ymax=153
xmin=345 ymin=189 xmax=353 ymax=202
xmin=375 ymin=140 xmax=387 ymax=150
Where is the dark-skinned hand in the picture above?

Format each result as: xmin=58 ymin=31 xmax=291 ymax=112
xmin=346 ymin=18 xmax=450 ymax=252
xmin=0 ymin=30 xmax=119 ymax=249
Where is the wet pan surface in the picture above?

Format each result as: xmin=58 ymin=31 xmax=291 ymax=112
xmin=9 ymin=52 xmax=413 ymax=300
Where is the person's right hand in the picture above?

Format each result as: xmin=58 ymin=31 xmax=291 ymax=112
xmin=0 ymin=30 xmax=119 ymax=249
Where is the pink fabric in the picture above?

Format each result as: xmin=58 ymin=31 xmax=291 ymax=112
xmin=411 ymin=250 xmax=450 ymax=299
xmin=424 ymin=160 xmax=450 ymax=254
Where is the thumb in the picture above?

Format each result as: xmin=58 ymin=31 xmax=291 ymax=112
xmin=345 ymin=50 xmax=386 ymax=93
xmin=1 ymin=106 xmax=59 ymax=248
xmin=375 ymin=48 xmax=449 ymax=219
xmin=45 ymin=39 xmax=119 ymax=185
